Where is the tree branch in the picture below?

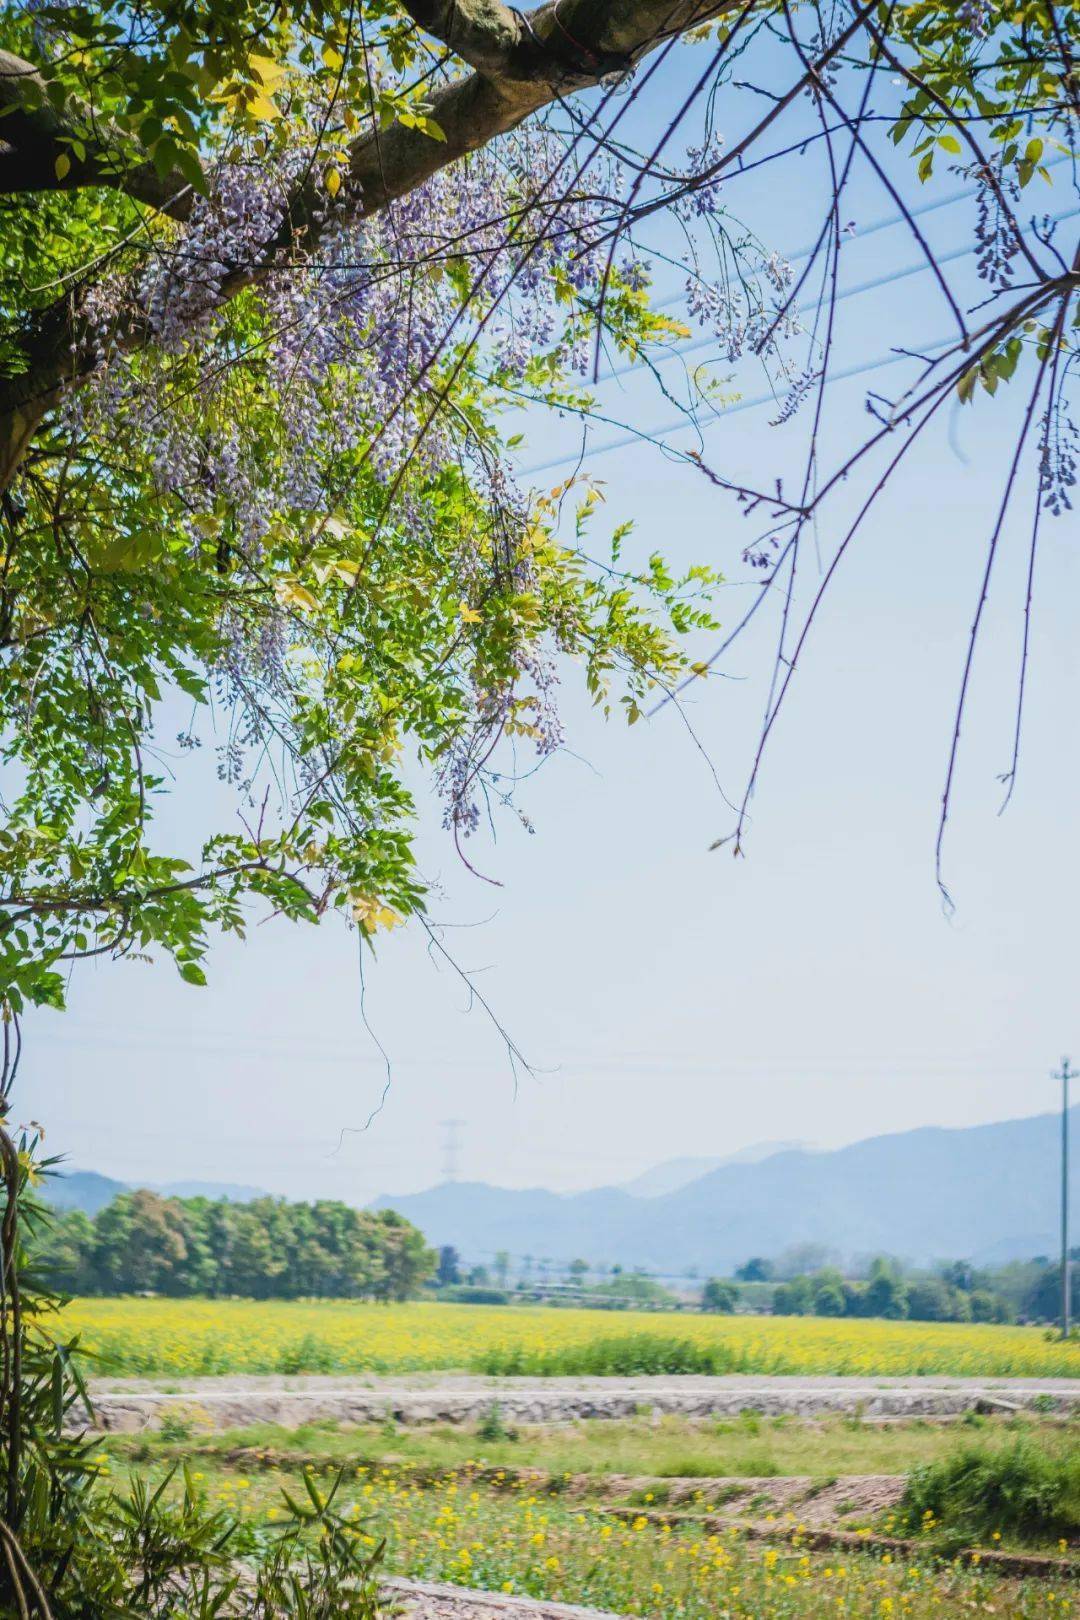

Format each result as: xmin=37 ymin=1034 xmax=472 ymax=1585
xmin=393 ymin=0 xmax=536 ymax=77
xmin=0 ymin=0 xmax=733 ymax=489
xmin=0 ymin=50 xmax=188 ymax=213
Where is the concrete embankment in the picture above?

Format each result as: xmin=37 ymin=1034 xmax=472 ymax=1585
xmin=76 ymin=1372 xmax=1080 ymax=1432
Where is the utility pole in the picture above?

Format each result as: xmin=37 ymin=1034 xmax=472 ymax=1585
xmin=1053 ymin=1057 xmax=1074 ymax=1340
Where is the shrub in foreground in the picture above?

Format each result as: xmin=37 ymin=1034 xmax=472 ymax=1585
xmin=898 ymin=1435 xmax=1080 ymax=1545
xmin=6 ymin=1175 xmax=387 ymax=1618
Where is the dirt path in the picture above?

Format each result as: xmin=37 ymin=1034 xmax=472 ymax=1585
xmin=552 ymin=1470 xmax=906 ymax=1526
xmin=79 ymin=1372 xmax=1079 ymax=1432
xmin=386 ymin=1579 xmax=622 ymax=1619
xmin=220 ymin=1446 xmax=910 ymax=1527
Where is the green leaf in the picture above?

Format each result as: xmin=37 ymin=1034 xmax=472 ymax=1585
xmin=86 ymin=531 xmax=162 ymax=572
xmin=176 ymin=146 xmax=207 ymax=194
xmin=152 ymin=136 xmax=181 ymax=179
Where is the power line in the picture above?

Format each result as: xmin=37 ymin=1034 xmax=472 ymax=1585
xmin=524 ymin=199 xmax=1078 ymax=475
xmin=602 ymin=243 xmax=965 ymax=388
xmin=34 ymin=1022 xmax=1050 ymax=1076
xmin=524 ymin=330 xmax=956 ymax=476
xmin=517 ymin=166 xmax=1076 ymax=473
xmin=645 ymin=154 xmax=1070 ymax=318
xmin=602 ymin=206 xmax=1079 ymax=387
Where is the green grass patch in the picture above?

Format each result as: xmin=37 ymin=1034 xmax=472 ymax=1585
xmin=104 ymin=1410 xmax=1075 ymax=1490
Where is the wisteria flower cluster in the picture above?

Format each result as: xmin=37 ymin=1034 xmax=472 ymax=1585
xmin=59 ymin=94 xmax=714 ymax=849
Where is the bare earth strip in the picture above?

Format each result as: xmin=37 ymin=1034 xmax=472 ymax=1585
xmin=506 ymin=1470 xmax=907 ymax=1526
xmin=79 ymin=1373 xmax=1080 ymax=1432
xmin=224 ymin=1453 xmax=909 ymax=1526
xmin=596 ymin=1508 xmax=1080 ymax=1584
xmin=385 ymin=1577 xmax=623 ymax=1619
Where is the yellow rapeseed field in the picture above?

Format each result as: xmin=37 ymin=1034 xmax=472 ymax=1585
xmin=56 ymin=1299 xmax=1080 ymax=1379
xmin=114 ymin=1461 xmax=1079 ymax=1617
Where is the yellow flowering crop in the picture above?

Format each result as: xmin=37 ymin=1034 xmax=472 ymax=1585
xmin=59 ymin=1298 xmax=1080 ymax=1380
xmin=135 ymin=1459 xmax=1078 ymax=1620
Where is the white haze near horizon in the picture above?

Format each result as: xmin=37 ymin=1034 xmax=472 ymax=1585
xmin=19 ymin=41 xmax=1080 ymax=1205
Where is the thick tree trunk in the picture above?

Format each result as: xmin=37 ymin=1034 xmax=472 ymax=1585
xmin=0 ymin=402 xmax=47 ymax=493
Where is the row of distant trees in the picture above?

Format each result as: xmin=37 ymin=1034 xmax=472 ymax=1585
xmin=434 ymin=1246 xmax=676 ymax=1307
xmin=435 ymin=1246 xmax=1017 ymax=1322
xmin=436 ymin=1241 xmax=1071 ymax=1324
xmin=34 ymin=1195 xmax=1075 ymax=1322
xmin=35 ymin=1190 xmax=435 ymax=1300
xmin=769 ymin=1260 xmax=1009 ymax=1323
xmin=727 ymin=1252 xmax=1078 ymax=1324
xmin=435 ymin=1240 xmax=1074 ymax=1323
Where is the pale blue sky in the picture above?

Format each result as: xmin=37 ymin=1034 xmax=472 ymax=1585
xmin=21 ymin=34 xmax=1080 ymax=1201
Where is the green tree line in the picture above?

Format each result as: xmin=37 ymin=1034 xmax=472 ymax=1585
xmin=769 ymin=1259 xmax=1014 ymax=1324
xmin=34 ymin=1189 xmax=435 ymax=1301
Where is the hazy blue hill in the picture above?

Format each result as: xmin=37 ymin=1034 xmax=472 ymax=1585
xmin=373 ymin=1106 xmax=1080 ymax=1273
xmin=45 ymin=1173 xmax=268 ymax=1213
xmin=154 ymin=1181 xmax=268 ymax=1201
xmin=373 ymin=1181 xmax=644 ymax=1264
xmin=46 ymin=1170 xmax=128 ymax=1215
xmin=622 ymin=1141 xmax=811 ymax=1198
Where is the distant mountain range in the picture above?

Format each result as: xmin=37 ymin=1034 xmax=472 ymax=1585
xmin=621 ymin=1141 xmax=812 ymax=1198
xmin=373 ymin=1107 xmax=1079 ymax=1273
xmin=46 ymin=1170 xmax=127 ymax=1216
xmin=46 ymin=1172 xmax=268 ymax=1214
xmin=48 ymin=1107 xmax=1077 ymax=1274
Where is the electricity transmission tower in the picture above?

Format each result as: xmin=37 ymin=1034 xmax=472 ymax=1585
xmin=1053 ymin=1058 xmax=1074 ymax=1339
xmin=440 ymin=1119 xmax=466 ymax=1183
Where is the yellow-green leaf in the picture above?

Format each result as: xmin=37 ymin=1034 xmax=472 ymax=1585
xmin=350 ymin=893 xmax=403 ymax=933
xmin=248 ymin=91 xmax=281 ymax=122
xmin=274 ymin=576 xmax=318 ymax=612
xmin=314 ymin=559 xmax=358 ymax=586
xmin=249 ymin=54 xmax=286 ymax=89
xmin=957 ymin=366 xmax=978 ymax=405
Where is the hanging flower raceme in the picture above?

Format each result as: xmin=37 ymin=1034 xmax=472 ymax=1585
xmin=11 ymin=86 xmax=716 ymax=950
